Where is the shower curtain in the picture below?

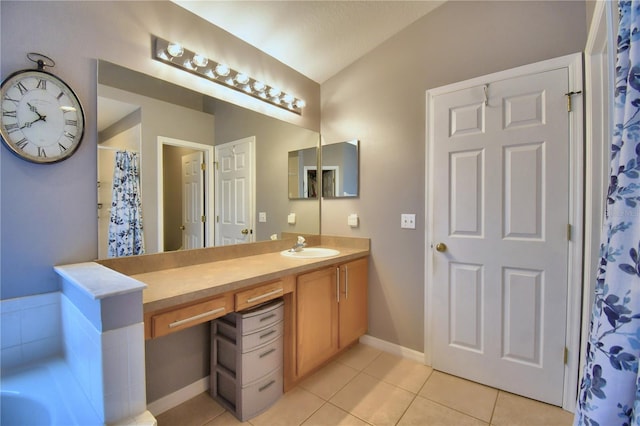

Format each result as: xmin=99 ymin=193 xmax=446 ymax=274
xmin=108 ymin=150 xmax=145 ymax=257
xmin=575 ymin=1 xmax=640 ymax=424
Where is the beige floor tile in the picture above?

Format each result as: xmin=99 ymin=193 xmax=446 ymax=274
xmin=299 ymin=360 xmax=359 ymax=400
xmin=491 ymin=391 xmax=573 ymax=426
xmin=419 ymin=371 xmax=497 ymax=422
xmin=203 ymin=411 xmax=249 ymax=426
xmin=363 ymin=352 xmax=433 ymax=393
xmin=335 ymin=343 xmax=382 ymax=370
xmin=156 ymin=392 xmax=225 ymax=426
xmin=249 ymin=387 xmax=324 ymax=426
xmin=330 ymin=372 xmax=415 ymax=426
xmin=302 ymin=403 xmax=370 ymax=426
xmin=397 ymin=396 xmax=488 ymax=426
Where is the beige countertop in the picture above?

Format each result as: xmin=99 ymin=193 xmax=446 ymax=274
xmin=133 ymin=244 xmax=369 ymax=314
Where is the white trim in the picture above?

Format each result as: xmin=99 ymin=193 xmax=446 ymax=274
xmin=359 ymin=334 xmax=424 ymax=364
xmin=157 ymin=136 xmax=215 ymax=252
xmin=146 ymin=376 xmax=210 ymax=416
xmin=425 ymin=53 xmax=584 ymax=412
xmin=578 ymin=0 xmax=616 ymax=412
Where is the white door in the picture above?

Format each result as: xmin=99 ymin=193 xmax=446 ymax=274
xmin=181 ymin=151 xmax=204 ymax=249
xmin=429 ymin=68 xmax=570 ymax=405
xmin=215 ymin=137 xmax=255 ymax=245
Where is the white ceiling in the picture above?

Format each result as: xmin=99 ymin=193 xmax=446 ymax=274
xmin=171 ymin=1 xmax=445 ymax=83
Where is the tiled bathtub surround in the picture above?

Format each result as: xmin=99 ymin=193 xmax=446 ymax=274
xmin=55 ymin=262 xmax=149 ymax=424
xmin=1 ymin=292 xmax=62 ymax=370
xmin=0 ymin=264 xmax=153 ymax=425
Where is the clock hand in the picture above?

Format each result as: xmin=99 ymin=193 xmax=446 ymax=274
xmin=27 ymin=102 xmax=47 ymax=122
xmin=20 ymin=115 xmax=46 ymax=129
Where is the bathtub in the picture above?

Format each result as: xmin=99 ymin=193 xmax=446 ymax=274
xmin=1 ymin=357 xmax=102 ymax=426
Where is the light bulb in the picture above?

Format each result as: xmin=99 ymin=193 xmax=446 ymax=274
xmin=167 ymin=43 xmax=184 ymax=58
xmin=235 ymin=73 xmax=249 ymax=85
xmin=215 ymin=63 xmax=230 ymax=77
xmin=192 ymin=54 xmax=208 ymax=68
xmin=253 ymin=81 xmax=266 ymax=92
xmin=295 ymin=99 xmax=306 ymax=109
xmin=283 ymin=93 xmax=294 ymax=104
xmin=268 ymin=87 xmax=281 ymax=98
xmin=183 ymin=59 xmax=196 ymax=70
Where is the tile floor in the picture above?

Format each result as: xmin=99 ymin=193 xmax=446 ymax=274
xmin=156 ymin=343 xmax=573 ymax=426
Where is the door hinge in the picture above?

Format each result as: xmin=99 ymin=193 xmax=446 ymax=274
xmin=201 ymin=215 xmax=206 ymax=223
xmin=564 ymin=347 xmax=569 ymax=365
xmin=214 ymin=161 xmax=219 ymax=170
xmin=216 ymin=215 xmax=219 ymax=223
xmin=564 ymin=91 xmax=582 ymax=112
xmin=567 ymin=224 xmax=572 ymax=241
xmin=201 ymin=162 xmax=206 ymax=171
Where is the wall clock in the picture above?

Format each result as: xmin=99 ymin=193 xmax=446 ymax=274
xmin=0 ymin=53 xmax=85 ymax=164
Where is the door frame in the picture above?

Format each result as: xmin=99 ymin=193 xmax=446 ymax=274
xmin=579 ymin=0 xmax=616 ymax=409
xmin=424 ymin=53 xmax=583 ymax=411
xmin=157 ymin=136 xmax=214 ymax=251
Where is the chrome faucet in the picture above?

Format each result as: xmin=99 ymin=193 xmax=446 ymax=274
xmin=290 ymin=236 xmax=306 ymax=252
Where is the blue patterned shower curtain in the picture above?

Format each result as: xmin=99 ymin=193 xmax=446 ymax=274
xmin=575 ymin=1 xmax=640 ymax=424
xmin=107 ymin=150 xmax=145 ymax=257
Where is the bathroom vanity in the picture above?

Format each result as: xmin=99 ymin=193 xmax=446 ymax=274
xmin=98 ymin=235 xmax=369 ymax=389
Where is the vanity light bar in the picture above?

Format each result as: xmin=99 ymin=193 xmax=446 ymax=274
xmin=152 ymin=36 xmax=306 ymax=115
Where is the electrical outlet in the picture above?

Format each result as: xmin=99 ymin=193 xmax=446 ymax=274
xmin=401 ymin=213 xmax=416 ymax=229
xmin=259 ymin=212 xmax=267 ymax=223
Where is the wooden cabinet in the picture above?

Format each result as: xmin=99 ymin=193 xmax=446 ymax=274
xmin=338 ymin=257 xmax=368 ymax=348
xmin=295 ymin=258 xmax=368 ymax=377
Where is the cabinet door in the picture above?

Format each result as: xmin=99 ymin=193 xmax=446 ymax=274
xmin=296 ymin=267 xmax=339 ymax=377
xmin=339 ymin=258 xmax=368 ymax=348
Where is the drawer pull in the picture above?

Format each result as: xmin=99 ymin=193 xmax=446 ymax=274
xmin=259 ymin=348 xmax=276 ymax=358
xmin=246 ymin=288 xmax=283 ymax=304
xmin=259 ymin=380 xmax=276 ymax=392
xmin=259 ymin=329 xmax=277 ymax=339
xmin=259 ymin=313 xmax=277 ymax=322
xmin=168 ymin=307 xmax=225 ymax=329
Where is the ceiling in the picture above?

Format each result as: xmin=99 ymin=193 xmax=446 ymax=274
xmin=171 ymin=1 xmax=445 ymax=84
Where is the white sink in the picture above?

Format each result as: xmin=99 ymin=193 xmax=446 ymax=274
xmin=280 ymin=247 xmax=340 ymax=259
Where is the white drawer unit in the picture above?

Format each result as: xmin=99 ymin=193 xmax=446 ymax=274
xmin=210 ymin=299 xmax=284 ymax=421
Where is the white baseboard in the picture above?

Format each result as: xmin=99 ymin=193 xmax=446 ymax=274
xmin=359 ymin=334 xmax=426 ymax=364
xmin=146 ymin=376 xmax=210 ymax=416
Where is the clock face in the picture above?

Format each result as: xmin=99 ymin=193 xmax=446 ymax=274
xmin=0 ymin=69 xmax=85 ymax=163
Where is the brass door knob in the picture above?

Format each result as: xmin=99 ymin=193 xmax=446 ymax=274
xmin=241 ymin=228 xmax=249 ymax=235
xmin=179 ymin=225 xmax=185 ymax=231
xmin=435 ymin=242 xmax=447 ymax=252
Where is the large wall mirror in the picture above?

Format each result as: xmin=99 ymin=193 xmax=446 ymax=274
xmin=321 ymin=139 xmax=359 ymax=198
xmin=97 ymin=60 xmax=320 ymax=259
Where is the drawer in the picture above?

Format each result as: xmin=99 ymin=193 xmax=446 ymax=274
xmin=235 ymin=281 xmax=284 ymax=311
xmin=216 ymin=319 xmax=283 ymax=353
xmin=241 ymin=321 xmax=283 ymax=353
xmin=215 ymin=335 xmax=283 ymax=385
xmin=213 ymin=367 xmax=282 ymax=421
xmin=152 ymin=296 xmax=230 ymax=338
xmin=240 ymin=368 xmax=283 ymax=420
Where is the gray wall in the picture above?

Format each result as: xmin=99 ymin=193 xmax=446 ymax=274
xmin=0 ymin=0 xmax=319 ymax=300
xmin=320 ymin=0 xmax=588 ymax=352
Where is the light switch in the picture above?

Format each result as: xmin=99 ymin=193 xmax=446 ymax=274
xmin=348 ymin=213 xmax=359 ymax=228
xmin=259 ymin=212 xmax=267 ymax=222
xmin=287 ymin=213 xmax=296 ymax=224
xmin=401 ymin=213 xmax=416 ymax=229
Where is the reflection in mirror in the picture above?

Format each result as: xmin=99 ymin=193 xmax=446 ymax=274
xmin=288 ymin=147 xmax=318 ymax=199
xmin=321 ymin=140 xmax=359 ymax=198
xmin=97 ymin=60 xmax=320 ymax=259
